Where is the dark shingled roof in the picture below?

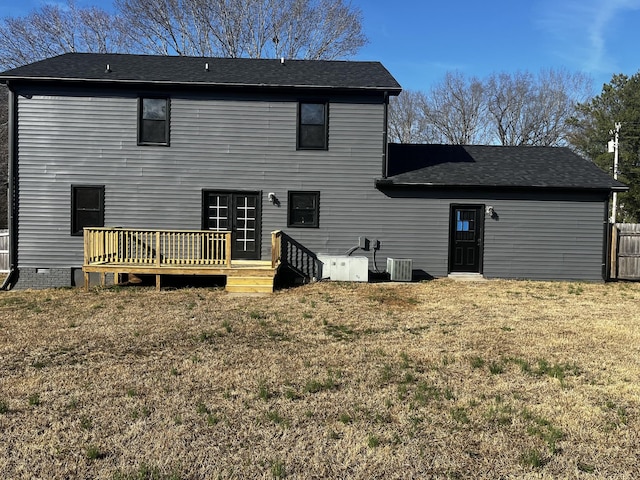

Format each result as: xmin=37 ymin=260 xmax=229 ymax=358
xmin=0 ymin=53 xmax=402 ymax=93
xmin=378 ymin=144 xmax=627 ymax=192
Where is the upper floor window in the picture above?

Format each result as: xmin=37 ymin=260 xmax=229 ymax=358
xmin=71 ymin=185 xmax=104 ymax=236
xmin=298 ymin=102 xmax=328 ymax=150
xmin=138 ymin=97 xmax=170 ymax=146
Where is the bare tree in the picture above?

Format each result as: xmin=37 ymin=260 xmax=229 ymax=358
xmin=0 ymin=0 xmax=366 ymax=68
xmin=388 ymin=89 xmax=439 ymax=143
xmin=423 ymin=72 xmax=488 ymax=145
xmin=484 ymin=71 xmax=533 ymax=146
xmin=388 ymin=69 xmax=592 ymax=147
xmin=485 ymin=69 xmax=592 ymax=146
xmin=112 ymin=0 xmax=203 ymax=56
xmin=114 ymin=0 xmax=367 ymax=59
xmin=0 ymin=1 xmax=131 ymax=70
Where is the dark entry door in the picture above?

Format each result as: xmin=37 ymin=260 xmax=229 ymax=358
xmin=449 ymin=205 xmax=484 ymax=273
xmin=203 ymin=191 xmax=261 ymax=260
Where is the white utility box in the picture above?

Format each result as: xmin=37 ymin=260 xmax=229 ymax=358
xmin=317 ymin=255 xmax=369 ymax=282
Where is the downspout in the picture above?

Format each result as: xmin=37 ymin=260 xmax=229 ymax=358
xmin=1 ymin=83 xmax=18 ymax=290
xmin=382 ymin=91 xmax=389 ymax=178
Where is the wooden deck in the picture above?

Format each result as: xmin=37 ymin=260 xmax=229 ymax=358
xmin=83 ymin=228 xmax=281 ymax=293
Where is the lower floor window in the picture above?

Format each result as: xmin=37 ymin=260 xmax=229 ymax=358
xmin=288 ymin=191 xmax=320 ymax=228
xmin=71 ymin=185 xmax=104 ymax=235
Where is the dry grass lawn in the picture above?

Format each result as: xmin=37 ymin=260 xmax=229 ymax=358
xmin=1 ymin=279 xmax=639 ymax=479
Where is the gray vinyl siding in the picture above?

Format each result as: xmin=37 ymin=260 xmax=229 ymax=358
xmin=368 ymin=190 xmax=608 ymax=281
xmin=15 ymin=89 xmax=609 ymax=283
xmin=482 ymin=198 xmax=607 ymax=280
xmin=15 ymin=91 xmax=387 ymax=269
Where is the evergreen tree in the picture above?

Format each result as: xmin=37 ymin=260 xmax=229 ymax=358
xmin=569 ymin=73 xmax=640 ymax=222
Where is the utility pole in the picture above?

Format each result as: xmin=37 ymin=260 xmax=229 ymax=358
xmin=608 ymin=122 xmax=621 ymax=223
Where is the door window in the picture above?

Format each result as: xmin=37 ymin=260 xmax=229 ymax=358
xmin=203 ymin=191 xmax=261 ymax=260
xmin=449 ymin=205 xmax=483 ymax=273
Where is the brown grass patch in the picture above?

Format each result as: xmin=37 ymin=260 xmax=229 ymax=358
xmin=1 ymin=280 xmax=639 ymax=478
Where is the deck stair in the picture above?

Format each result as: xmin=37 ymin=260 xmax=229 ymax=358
xmin=226 ymin=269 xmax=277 ymax=293
xmin=223 ymin=259 xmax=277 ymax=293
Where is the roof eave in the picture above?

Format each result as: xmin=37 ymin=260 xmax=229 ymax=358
xmin=0 ymin=75 xmax=402 ymax=94
xmin=375 ymin=179 xmax=629 ymax=193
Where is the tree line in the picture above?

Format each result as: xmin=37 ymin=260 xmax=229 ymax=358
xmin=0 ymin=0 xmax=366 ymax=69
xmin=568 ymin=73 xmax=640 ymax=222
xmin=388 ymin=69 xmax=592 ymax=147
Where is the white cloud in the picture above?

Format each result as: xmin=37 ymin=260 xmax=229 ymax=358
xmin=536 ymin=0 xmax=640 ymax=76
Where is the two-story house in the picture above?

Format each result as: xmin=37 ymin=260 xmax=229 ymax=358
xmin=0 ymin=53 xmax=626 ymax=290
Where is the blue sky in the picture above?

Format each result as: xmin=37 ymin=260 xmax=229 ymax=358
xmin=2 ymin=0 xmax=640 ymax=92
xmin=353 ymin=0 xmax=640 ymax=92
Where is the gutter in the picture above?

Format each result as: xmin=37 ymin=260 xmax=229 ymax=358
xmin=1 ymin=84 xmax=17 ymax=290
xmin=0 ymin=76 xmax=402 ymax=96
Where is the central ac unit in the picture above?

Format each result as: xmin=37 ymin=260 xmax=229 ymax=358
xmin=387 ymin=258 xmax=412 ymax=282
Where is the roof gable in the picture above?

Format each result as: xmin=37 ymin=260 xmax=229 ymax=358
xmin=0 ymin=53 xmax=401 ymax=93
xmin=380 ymin=144 xmax=627 ymax=192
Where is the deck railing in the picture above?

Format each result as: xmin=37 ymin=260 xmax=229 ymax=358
xmin=84 ymin=227 xmax=232 ymax=267
xmin=278 ymin=231 xmax=320 ymax=281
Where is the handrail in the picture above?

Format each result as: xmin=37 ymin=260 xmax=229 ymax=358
xmin=84 ymin=227 xmax=232 ymax=267
xmin=277 ymin=231 xmax=320 ymax=281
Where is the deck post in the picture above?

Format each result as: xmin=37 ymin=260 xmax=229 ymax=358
xmin=271 ymin=230 xmax=281 ymax=268
xmin=84 ymin=272 xmax=89 ymax=292
xmin=156 ymin=274 xmax=161 ymax=291
xmin=226 ymin=232 xmax=232 ymax=267
xmin=83 ymin=229 xmax=89 ymax=265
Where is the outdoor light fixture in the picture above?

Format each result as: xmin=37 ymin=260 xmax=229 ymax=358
xmin=268 ymin=192 xmax=280 ymax=206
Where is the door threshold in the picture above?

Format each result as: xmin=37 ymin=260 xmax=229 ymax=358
xmin=447 ymin=273 xmax=487 ymax=281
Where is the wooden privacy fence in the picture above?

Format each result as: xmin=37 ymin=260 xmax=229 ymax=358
xmin=84 ymin=227 xmax=232 ymax=267
xmin=0 ymin=230 xmax=8 ymax=273
xmin=611 ymin=223 xmax=640 ymax=280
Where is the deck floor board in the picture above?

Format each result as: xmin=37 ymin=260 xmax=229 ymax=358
xmin=83 ymin=261 xmax=277 ymax=291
